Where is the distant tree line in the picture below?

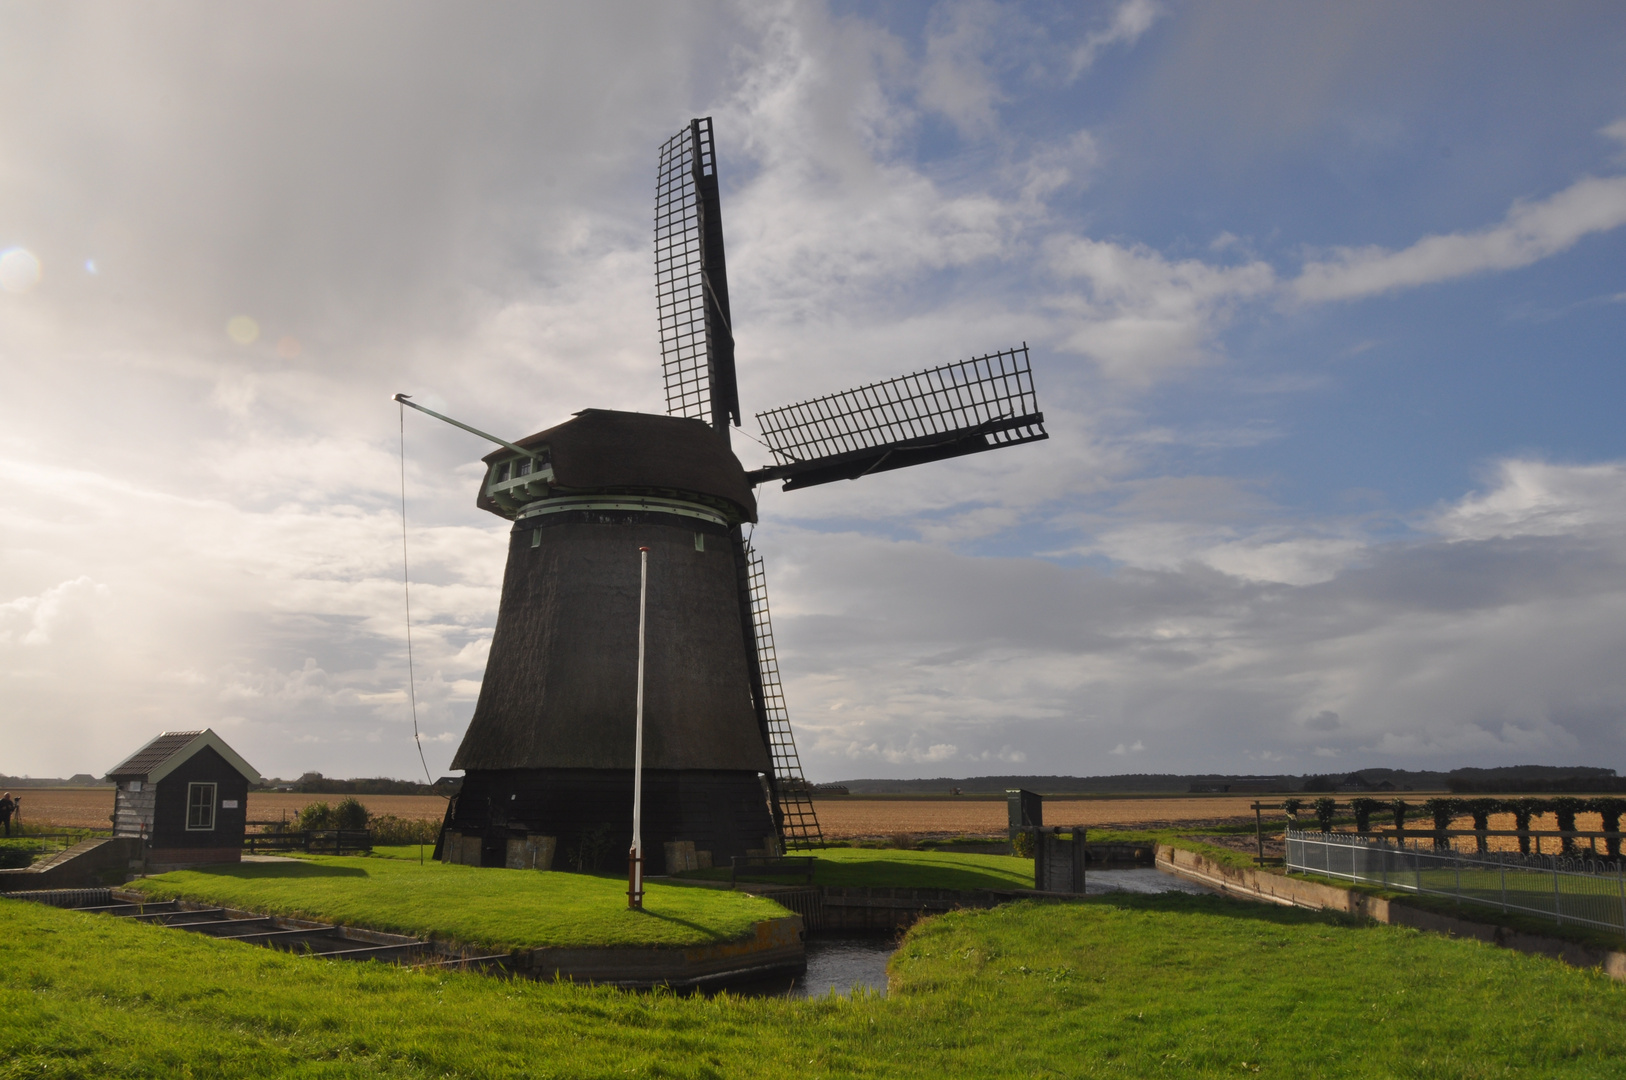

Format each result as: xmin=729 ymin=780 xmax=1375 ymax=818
xmin=261 ymin=796 xmax=441 ymax=845
xmin=837 ymin=765 xmax=1622 ymax=796
xmin=1285 ymin=794 xmax=1626 ymax=859
xmin=255 ymin=772 xmax=460 ymax=796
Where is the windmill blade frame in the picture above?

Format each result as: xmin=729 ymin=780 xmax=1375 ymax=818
xmin=747 ymin=346 xmax=1048 ymax=491
xmin=654 ymin=116 xmax=739 ymax=433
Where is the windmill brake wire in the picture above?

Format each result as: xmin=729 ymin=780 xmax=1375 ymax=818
xmin=399 ymin=401 xmax=437 ymax=791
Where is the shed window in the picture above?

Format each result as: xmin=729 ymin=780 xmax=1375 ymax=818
xmin=187 ymin=782 xmax=217 ymax=831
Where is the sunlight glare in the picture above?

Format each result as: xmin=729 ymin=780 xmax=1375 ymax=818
xmin=226 ymin=315 xmax=260 ymax=345
xmin=0 ymin=247 xmax=42 ymax=293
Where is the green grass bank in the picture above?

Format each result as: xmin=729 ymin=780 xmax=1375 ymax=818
xmin=5 ymin=890 xmax=1626 ymax=1077
xmin=128 ymin=856 xmax=786 ymax=950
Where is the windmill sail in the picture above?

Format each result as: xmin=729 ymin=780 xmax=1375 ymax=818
xmin=654 ymin=116 xmax=738 ymax=433
xmin=748 ymin=346 xmax=1047 ymax=490
xmin=745 ymin=544 xmax=824 ymax=849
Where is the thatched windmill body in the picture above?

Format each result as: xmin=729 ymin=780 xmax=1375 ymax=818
xmin=424 ymin=118 xmax=1047 ymax=872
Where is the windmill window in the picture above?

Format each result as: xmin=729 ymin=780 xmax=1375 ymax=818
xmin=694 ymin=532 xmax=705 ymax=552
xmin=517 ymin=459 xmax=532 ymax=477
xmin=186 ymin=782 xmax=217 ymax=831
xmin=495 ymin=462 xmax=510 ymax=483
xmin=127 ymin=780 xmax=142 ymax=793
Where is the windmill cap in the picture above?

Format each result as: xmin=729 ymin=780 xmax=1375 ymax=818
xmin=479 ymin=409 xmax=756 ymax=523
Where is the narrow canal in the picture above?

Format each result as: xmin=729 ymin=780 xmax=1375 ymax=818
xmin=773 ymin=866 xmax=1215 ymax=998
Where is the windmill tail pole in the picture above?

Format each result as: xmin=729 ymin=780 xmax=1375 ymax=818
xmin=629 ymin=545 xmax=650 ymax=910
xmin=391 ymin=393 xmax=538 ymax=458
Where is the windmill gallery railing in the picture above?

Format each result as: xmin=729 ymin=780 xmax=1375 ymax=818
xmin=1286 ymin=829 xmax=1626 ymax=938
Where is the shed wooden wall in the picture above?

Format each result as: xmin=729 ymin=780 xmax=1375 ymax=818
xmin=113 ymin=785 xmax=156 ymax=837
xmin=149 ymin=745 xmax=249 ymax=852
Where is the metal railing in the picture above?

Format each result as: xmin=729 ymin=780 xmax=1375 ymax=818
xmin=1286 ymin=829 xmax=1626 ymax=937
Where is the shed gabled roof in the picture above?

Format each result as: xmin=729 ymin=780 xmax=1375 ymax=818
xmin=105 ymin=729 xmax=261 ymax=785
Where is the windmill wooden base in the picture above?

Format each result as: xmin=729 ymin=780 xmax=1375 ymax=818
xmin=444 ymin=768 xmax=775 ymax=874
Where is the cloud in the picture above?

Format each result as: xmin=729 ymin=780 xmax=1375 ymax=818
xmin=2 ymin=3 xmax=1623 ymax=786
xmin=1070 ymin=0 xmax=1162 ymax=78
xmin=1432 ymin=460 xmax=1626 ymax=541
xmin=752 ymin=457 xmax=1626 ymax=779
xmin=0 ymin=577 xmax=109 ymax=646
xmin=1602 ymin=117 xmax=1626 ymax=157
xmin=1044 ymin=237 xmax=1274 ymax=382
xmin=1304 ymin=710 xmax=1340 ymax=732
xmin=1292 ymin=174 xmax=1626 ymax=302
xmin=917 ymin=1 xmax=1004 ymax=136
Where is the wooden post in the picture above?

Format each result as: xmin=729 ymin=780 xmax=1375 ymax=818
xmin=1071 ymin=827 xmax=1087 ymax=893
xmin=1254 ymin=803 xmax=1264 ymax=864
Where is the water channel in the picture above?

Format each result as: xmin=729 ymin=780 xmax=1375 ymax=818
xmin=758 ymin=866 xmax=1215 ymax=999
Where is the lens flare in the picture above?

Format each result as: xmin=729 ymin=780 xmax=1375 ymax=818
xmin=0 ymin=248 xmax=42 ymax=293
xmin=275 ymin=335 xmax=302 ymax=359
xmin=226 ymin=315 xmax=260 ymax=345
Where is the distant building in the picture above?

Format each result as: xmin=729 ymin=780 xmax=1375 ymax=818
xmin=106 ymin=729 xmax=261 ymax=870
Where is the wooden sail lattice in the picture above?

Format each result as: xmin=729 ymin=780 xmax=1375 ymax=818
xmin=745 ymin=546 xmax=824 ymax=849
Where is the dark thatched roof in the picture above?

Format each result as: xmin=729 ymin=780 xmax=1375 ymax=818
xmin=476 ymin=409 xmax=756 ymax=522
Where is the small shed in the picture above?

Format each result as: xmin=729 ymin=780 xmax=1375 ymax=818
xmin=106 ymin=729 xmax=261 ymax=869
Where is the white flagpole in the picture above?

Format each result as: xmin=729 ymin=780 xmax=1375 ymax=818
xmin=629 ymin=545 xmax=649 ymax=909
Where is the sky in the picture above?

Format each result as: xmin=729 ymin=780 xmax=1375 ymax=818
xmin=3 ymin=1 xmax=1626 ymax=783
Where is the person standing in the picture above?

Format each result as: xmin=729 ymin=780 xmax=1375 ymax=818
xmin=0 ymin=792 xmax=15 ymax=837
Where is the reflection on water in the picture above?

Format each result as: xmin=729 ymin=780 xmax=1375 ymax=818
xmin=1086 ymin=867 xmax=1214 ymax=895
xmin=790 ymin=935 xmax=894 ymax=998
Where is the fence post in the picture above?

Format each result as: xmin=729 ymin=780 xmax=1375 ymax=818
xmin=1454 ymin=852 xmax=1461 ymax=908
xmin=1555 ymin=860 xmax=1563 ymax=925
xmin=1500 ymin=860 xmax=1507 ymax=913
xmin=1618 ymin=866 xmax=1625 ymax=943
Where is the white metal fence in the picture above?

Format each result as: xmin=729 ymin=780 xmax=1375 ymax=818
xmin=1285 ymin=829 xmax=1626 ymax=936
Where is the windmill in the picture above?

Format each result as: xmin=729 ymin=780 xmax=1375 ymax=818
xmin=415 ymin=117 xmax=1047 ymax=873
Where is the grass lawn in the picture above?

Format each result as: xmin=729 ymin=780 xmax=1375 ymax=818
xmin=680 ymin=847 xmax=1034 ymax=891
xmin=128 ymin=856 xmax=788 ymax=950
xmin=6 ymin=890 xmax=1626 ymax=1077
xmin=0 ymin=837 xmax=47 ymax=869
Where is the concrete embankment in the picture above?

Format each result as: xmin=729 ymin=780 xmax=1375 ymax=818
xmin=0 ymin=838 xmax=141 ymax=892
xmin=512 ymin=916 xmax=805 ymax=987
xmin=1155 ymin=843 xmax=1626 ymax=981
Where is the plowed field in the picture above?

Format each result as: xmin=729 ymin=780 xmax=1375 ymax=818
xmin=809 ymin=796 xmax=1263 ymax=840
xmin=13 ymin=789 xmax=448 ymax=830
xmin=22 ymin=789 xmax=1261 ymax=835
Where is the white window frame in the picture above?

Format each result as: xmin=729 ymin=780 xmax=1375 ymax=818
xmin=186 ymin=782 xmax=217 ymax=831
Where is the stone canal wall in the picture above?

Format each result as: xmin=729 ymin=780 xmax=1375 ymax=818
xmin=1155 ymin=843 xmax=1626 ymax=981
